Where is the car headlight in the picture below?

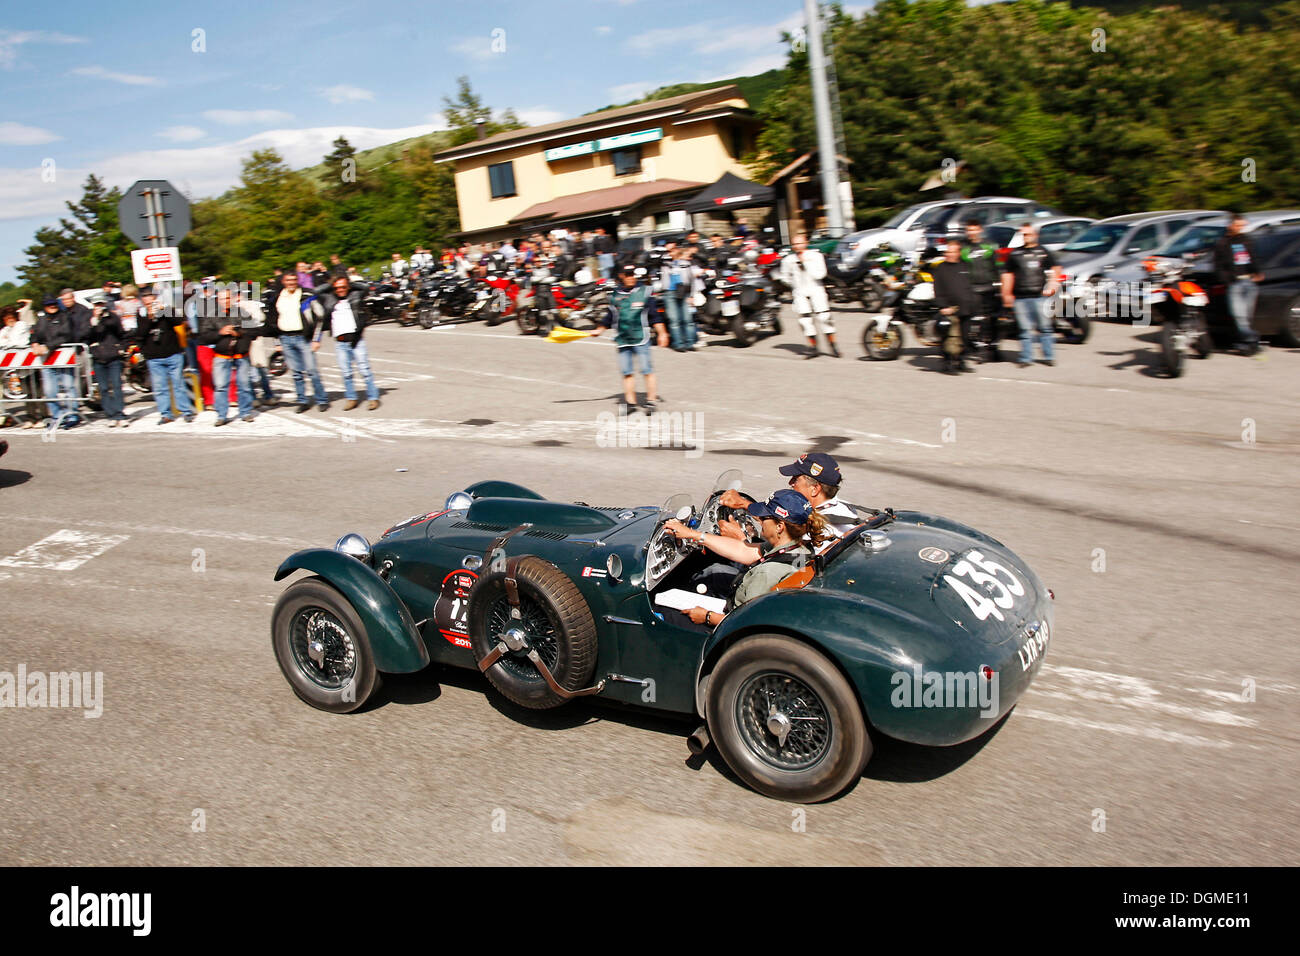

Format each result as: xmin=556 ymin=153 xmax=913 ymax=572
xmin=334 ymin=533 xmax=372 ymax=564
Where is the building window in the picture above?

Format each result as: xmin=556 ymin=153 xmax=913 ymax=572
xmin=488 ymin=161 xmax=516 ymax=198
xmin=730 ymin=127 xmax=746 ymax=159
xmin=611 ymin=146 xmax=642 ymax=176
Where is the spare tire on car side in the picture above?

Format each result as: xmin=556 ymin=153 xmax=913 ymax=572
xmin=467 ymin=556 xmax=598 ymax=709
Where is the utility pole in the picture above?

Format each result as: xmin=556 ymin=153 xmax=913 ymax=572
xmin=805 ymin=0 xmax=845 ymax=234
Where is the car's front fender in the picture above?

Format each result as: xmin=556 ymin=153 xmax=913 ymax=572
xmin=274 ymin=549 xmax=430 ymax=673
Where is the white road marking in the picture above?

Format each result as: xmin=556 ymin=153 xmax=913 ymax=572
xmin=0 ymin=529 xmax=128 ymax=571
xmin=1015 ymin=709 xmax=1233 ymax=749
xmin=980 ymin=377 xmax=1056 ymax=386
xmin=0 ymin=513 xmax=314 ymax=549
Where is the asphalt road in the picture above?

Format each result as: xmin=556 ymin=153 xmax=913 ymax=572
xmin=1 ymin=308 xmax=1297 ymax=866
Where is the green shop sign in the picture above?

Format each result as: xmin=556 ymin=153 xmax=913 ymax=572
xmin=545 ymin=127 xmax=662 ymax=162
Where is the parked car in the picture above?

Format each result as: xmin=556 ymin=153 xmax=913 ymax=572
xmin=1102 ymin=210 xmax=1300 ymax=320
xmin=1185 ymin=225 xmax=1300 ymax=348
xmin=270 ymin=472 xmax=1055 ymax=803
xmin=920 ymin=198 xmax=1063 ymax=250
xmin=984 ymin=216 xmax=1095 ymax=253
xmin=835 ymin=199 xmax=967 ymax=267
xmin=1056 ymin=210 xmax=1225 ymax=319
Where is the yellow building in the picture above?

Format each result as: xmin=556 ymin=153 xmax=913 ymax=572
xmin=435 ymin=86 xmax=761 ymax=245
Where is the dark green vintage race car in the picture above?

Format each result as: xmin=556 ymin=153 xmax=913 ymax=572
xmin=272 ymin=471 xmax=1054 ymax=802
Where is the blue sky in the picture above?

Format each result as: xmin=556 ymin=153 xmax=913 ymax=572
xmin=0 ymin=0 xmax=874 ymax=285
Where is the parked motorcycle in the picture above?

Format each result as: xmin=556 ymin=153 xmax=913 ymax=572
xmin=825 ymin=254 xmax=887 ymax=312
xmin=1145 ymin=256 xmax=1212 ymax=377
xmin=517 ymin=272 xmax=611 ymax=335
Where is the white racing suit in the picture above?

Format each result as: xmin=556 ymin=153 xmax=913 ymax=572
xmin=781 ymin=250 xmax=833 ymax=336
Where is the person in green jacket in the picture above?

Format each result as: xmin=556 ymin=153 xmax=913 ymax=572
xmin=591 ymin=265 xmax=668 ymax=413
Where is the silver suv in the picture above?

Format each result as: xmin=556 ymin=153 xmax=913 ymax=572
xmin=1057 ymin=210 xmax=1224 ymax=317
xmin=837 ymin=197 xmax=1057 ymax=267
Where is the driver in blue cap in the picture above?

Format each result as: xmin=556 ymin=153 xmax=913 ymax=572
xmin=720 ymin=452 xmax=860 ymax=539
xmin=670 ymin=489 xmax=830 ymax=629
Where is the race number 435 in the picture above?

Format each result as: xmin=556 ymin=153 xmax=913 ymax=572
xmin=943 ymin=550 xmax=1025 ymax=622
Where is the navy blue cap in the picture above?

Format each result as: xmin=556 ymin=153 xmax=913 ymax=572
xmin=778 ymin=452 xmax=842 ymax=486
xmin=41 ymin=296 xmax=59 ymax=307
xmin=746 ymin=488 xmax=813 ymax=524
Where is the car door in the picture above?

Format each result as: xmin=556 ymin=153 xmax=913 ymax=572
xmin=1256 ymin=236 xmax=1300 ymax=329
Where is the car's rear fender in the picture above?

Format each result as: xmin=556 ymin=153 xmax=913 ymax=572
xmin=697 ymin=590 xmax=926 ymax=722
xmin=697 ymin=588 xmax=1008 ymax=744
xmin=274 ymin=549 xmax=430 ymax=673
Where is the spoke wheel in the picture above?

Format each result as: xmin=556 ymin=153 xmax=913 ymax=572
xmin=736 ymin=672 xmax=832 ymax=771
xmin=706 ymin=634 xmax=870 ymax=803
xmin=272 ymin=576 xmax=380 ymax=713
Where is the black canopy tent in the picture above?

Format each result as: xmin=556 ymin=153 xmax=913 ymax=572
xmin=680 ymin=172 xmax=775 ymax=213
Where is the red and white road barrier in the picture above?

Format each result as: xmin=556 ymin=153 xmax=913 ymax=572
xmin=0 ymin=346 xmax=83 ymax=369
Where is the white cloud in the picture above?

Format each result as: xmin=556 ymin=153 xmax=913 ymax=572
xmin=595 ymin=26 xmax=613 ymax=35
xmin=156 ymin=125 xmax=206 ymax=143
xmin=321 ymin=84 xmax=374 ymax=104
xmin=202 ymin=109 xmax=296 ymax=126
xmin=0 ymin=121 xmax=60 ymax=146
xmin=449 ymin=36 xmax=497 ymax=61
xmin=607 ymin=81 xmax=656 ymax=103
xmin=70 ymin=65 xmax=162 ymax=86
xmin=0 ymin=122 xmax=443 ymax=227
xmin=517 ymin=108 xmax=566 ymax=127
xmin=626 ymin=13 xmax=801 ymax=57
xmin=0 ymin=30 xmax=85 ymax=69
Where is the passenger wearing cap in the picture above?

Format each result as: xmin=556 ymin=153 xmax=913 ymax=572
xmin=719 ymin=453 xmax=861 ymax=541
xmin=669 ymin=490 xmax=829 ymax=629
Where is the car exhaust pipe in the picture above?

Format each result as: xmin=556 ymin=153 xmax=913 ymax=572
xmin=687 ymin=725 xmax=710 ymax=756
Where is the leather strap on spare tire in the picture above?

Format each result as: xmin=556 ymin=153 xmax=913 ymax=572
xmin=467 ymin=555 xmax=600 ymax=710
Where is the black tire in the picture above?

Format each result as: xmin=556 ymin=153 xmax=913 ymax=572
xmin=268 ymin=351 xmax=287 ymax=377
xmin=731 ymin=314 xmax=755 ymax=347
xmin=467 ymin=556 xmax=597 ymax=710
xmin=1065 ymin=312 xmax=1090 ymax=344
xmin=860 ymin=280 xmax=886 ymax=313
xmin=516 ymin=307 xmax=538 ymax=335
xmin=271 ymin=576 xmax=381 ymax=714
xmin=862 ymin=318 xmax=904 ymax=360
xmin=1194 ymin=329 xmax=1213 ymax=358
xmin=706 ymin=634 xmax=871 ymax=803
xmin=1161 ymin=322 xmax=1184 ymax=377
xmin=1280 ymin=297 xmax=1300 ymax=348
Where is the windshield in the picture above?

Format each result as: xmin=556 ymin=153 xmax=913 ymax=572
xmin=985 ymin=225 xmax=1016 ymax=247
xmin=880 ymin=203 xmax=932 ymax=230
xmin=1062 ymin=223 xmax=1129 ymax=254
xmin=910 ymin=204 xmax=958 ymax=229
xmin=1163 ymin=224 xmax=1225 ymax=257
xmin=660 ymin=493 xmax=694 ymax=522
xmin=712 ymin=469 xmax=742 ymax=497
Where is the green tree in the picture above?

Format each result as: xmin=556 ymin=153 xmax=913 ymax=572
xmin=16 ymin=175 xmax=133 ymax=293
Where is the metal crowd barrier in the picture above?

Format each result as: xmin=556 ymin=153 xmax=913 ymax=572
xmin=1 ymin=343 xmax=94 ymax=427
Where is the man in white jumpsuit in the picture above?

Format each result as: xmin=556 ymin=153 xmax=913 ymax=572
xmin=781 ymin=234 xmax=839 ymax=358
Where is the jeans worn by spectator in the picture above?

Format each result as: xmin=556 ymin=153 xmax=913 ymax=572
xmin=146 ymin=352 xmax=193 ymax=420
xmin=93 ymin=359 xmax=125 ymax=421
xmin=335 ymin=339 xmax=379 ymax=402
xmin=1226 ymin=278 xmax=1259 ymax=344
xmin=280 ymin=334 xmax=328 ymax=406
xmin=598 ymin=253 xmax=614 ymax=278
xmin=1013 ymin=297 xmax=1055 ymax=363
xmin=212 ymin=355 xmax=254 ymax=421
xmin=663 ymin=296 xmax=696 ymax=349
xmin=40 ymin=366 xmax=79 ymax=422
xmin=252 ymin=365 xmax=274 ymax=402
